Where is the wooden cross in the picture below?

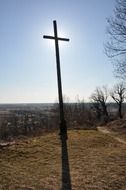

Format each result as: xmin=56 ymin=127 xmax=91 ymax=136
xmin=43 ymin=20 xmax=70 ymax=139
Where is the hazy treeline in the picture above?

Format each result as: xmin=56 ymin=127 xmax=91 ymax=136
xmin=0 ymin=81 xmax=126 ymax=141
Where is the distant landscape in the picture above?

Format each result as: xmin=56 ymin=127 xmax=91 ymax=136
xmin=0 ymin=102 xmax=126 ymax=141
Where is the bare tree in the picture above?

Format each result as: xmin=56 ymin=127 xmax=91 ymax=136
xmin=110 ymin=82 xmax=126 ymax=118
xmin=105 ymin=0 xmax=126 ymax=79
xmin=90 ymin=86 xmax=109 ymax=121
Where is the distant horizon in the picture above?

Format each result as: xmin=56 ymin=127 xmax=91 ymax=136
xmin=0 ymin=101 xmax=124 ymax=105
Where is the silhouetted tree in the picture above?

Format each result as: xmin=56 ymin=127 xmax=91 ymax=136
xmin=90 ymin=86 xmax=109 ymax=121
xmin=110 ymin=82 xmax=126 ymax=118
xmin=91 ymin=102 xmax=102 ymax=121
xmin=105 ymin=0 xmax=126 ymax=79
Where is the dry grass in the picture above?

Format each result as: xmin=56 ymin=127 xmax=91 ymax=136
xmin=0 ymin=130 xmax=126 ymax=190
xmin=105 ymin=119 xmax=126 ymax=141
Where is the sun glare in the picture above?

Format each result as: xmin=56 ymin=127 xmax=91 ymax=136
xmin=44 ymin=27 xmax=70 ymax=50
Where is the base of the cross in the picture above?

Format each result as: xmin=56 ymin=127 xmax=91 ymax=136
xmin=59 ymin=120 xmax=68 ymax=140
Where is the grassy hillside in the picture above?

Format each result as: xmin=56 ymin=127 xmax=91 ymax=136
xmin=0 ymin=130 xmax=126 ymax=190
xmin=103 ymin=119 xmax=126 ymax=142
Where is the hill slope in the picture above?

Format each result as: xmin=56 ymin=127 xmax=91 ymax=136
xmin=0 ymin=130 xmax=126 ymax=190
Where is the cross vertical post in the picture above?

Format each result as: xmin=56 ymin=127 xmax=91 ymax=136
xmin=43 ymin=20 xmax=70 ymax=139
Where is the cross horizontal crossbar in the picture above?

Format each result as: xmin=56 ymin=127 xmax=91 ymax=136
xmin=43 ymin=35 xmax=70 ymax=41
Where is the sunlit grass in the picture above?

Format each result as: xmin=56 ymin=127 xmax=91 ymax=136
xmin=0 ymin=130 xmax=126 ymax=190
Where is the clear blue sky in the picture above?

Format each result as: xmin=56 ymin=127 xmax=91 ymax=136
xmin=0 ymin=0 xmax=116 ymax=103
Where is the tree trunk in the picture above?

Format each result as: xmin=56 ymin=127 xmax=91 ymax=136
xmin=118 ymin=102 xmax=123 ymax=119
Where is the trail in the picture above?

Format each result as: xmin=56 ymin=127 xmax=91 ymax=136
xmin=97 ymin=126 xmax=126 ymax=145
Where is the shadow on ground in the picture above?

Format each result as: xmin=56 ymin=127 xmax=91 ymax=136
xmin=61 ymin=135 xmax=72 ymax=190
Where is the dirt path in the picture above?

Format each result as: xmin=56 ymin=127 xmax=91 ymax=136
xmin=97 ymin=126 xmax=126 ymax=145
